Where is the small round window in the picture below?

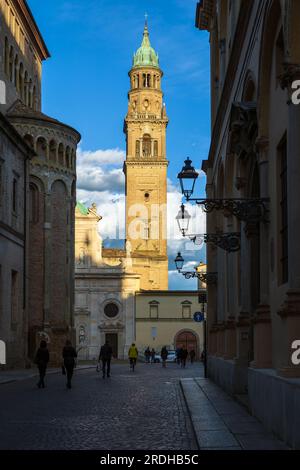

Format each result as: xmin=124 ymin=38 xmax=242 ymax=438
xmin=104 ymin=303 xmax=119 ymax=318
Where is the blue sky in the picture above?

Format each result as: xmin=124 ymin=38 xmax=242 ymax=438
xmin=28 ymin=0 xmax=211 ymax=289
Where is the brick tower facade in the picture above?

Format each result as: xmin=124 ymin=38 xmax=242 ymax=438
xmin=123 ymin=21 xmax=169 ymax=290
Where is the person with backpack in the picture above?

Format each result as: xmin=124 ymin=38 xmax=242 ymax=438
xmin=35 ymin=340 xmax=50 ymax=389
xmin=99 ymin=340 xmax=113 ymax=379
xmin=62 ymin=340 xmax=77 ymax=389
xmin=128 ymin=343 xmax=138 ymax=371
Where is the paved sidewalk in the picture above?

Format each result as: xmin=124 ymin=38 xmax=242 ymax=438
xmin=181 ymin=377 xmax=290 ymax=450
xmin=0 ymin=364 xmax=96 ymax=385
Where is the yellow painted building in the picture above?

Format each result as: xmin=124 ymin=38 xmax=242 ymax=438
xmin=136 ymin=291 xmax=204 ymax=358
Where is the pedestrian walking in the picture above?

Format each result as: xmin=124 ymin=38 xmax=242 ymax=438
xmin=177 ymin=347 xmax=183 ymax=366
xmin=128 ymin=343 xmax=138 ymax=371
xmin=161 ymin=346 xmax=168 ymax=368
xmin=150 ymin=348 xmax=156 ymax=364
xmin=62 ymin=340 xmax=77 ymax=389
xmin=35 ymin=340 xmax=49 ymax=389
xmin=99 ymin=340 xmax=113 ymax=379
xmin=190 ymin=349 xmax=196 ymax=364
xmin=144 ymin=346 xmax=151 ymax=363
xmin=181 ymin=348 xmax=188 ymax=368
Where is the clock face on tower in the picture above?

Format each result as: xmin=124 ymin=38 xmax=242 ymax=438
xmin=123 ymin=21 xmax=169 ymax=290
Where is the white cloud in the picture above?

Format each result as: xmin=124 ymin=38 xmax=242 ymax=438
xmin=77 ymin=147 xmax=125 ymax=166
xmin=76 ymin=146 xmax=125 ymax=193
xmin=76 ymin=147 xmax=207 ymax=289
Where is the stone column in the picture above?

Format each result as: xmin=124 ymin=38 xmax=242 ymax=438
xmin=278 ymin=64 xmax=300 ymax=377
xmin=219 ymin=39 xmax=226 ymax=92
xmin=251 ymin=136 xmax=272 ymax=368
xmin=224 ymin=316 xmax=236 ymax=359
xmin=43 ymin=191 xmax=52 ymax=328
xmin=151 ymin=139 xmax=154 ymax=157
xmin=139 ymin=139 xmax=143 ymax=157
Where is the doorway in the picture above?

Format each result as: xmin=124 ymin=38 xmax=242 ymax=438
xmin=105 ymin=333 xmax=118 ymax=358
xmin=175 ymin=331 xmax=198 ymax=358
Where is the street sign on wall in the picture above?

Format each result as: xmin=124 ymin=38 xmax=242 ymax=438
xmin=193 ymin=311 xmax=204 ymax=322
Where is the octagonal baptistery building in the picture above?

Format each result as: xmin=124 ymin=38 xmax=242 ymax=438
xmin=7 ymin=101 xmax=80 ymax=363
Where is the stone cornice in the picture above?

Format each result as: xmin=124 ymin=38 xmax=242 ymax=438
xmin=13 ymin=0 xmax=50 ymax=60
xmin=204 ymin=0 xmax=254 ymax=170
xmin=124 ymin=160 xmax=168 ymax=167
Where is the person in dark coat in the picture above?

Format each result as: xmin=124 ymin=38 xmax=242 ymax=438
xmin=150 ymin=348 xmax=156 ymax=364
xmin=181 ymin=348 xmax=188 ymax=368
xmin=62 ymin=340 xmax=77 ymax=389
xmin=35 ymin=340 xmax=49 ymax=389
xmin=161 ymin=346 xmax=168 ymax=368
xmin=99 ymin=341 xmax=113 ymax=379
xmin=144 ymin=347 xmax=151 ymax=363
xmin=190 ymin=349 xmax=196 ymax=364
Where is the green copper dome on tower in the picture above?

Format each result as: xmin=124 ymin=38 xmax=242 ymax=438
xmin=133 ymin=19 xmax=159 ymax=69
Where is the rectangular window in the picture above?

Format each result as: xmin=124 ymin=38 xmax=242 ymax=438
xmin=11 ymin=270 xmax=19 ymax=326
xmin=151 ymin=327 xmax=157 ymax=339
xmin=149 ymin=304 xmax=158 ymax=319
xmin=278 ymin=135 xmax=288 ymax=284
xmin=182 ymin=304 xmax=191 ymax=319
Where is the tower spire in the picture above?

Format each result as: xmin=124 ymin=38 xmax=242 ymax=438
xmin=132 ymin=15 xmax=159 ymax=68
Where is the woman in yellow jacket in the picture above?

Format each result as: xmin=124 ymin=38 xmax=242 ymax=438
xmin=128 ymin=343 xmax=138 ymax=371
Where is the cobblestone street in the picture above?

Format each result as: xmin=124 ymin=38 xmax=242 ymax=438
xmin=0 ymin=362 xmax=201 ymax=450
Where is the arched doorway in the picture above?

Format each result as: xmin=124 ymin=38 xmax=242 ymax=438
xmin=175 ymin=330 xmax=198 ymax=359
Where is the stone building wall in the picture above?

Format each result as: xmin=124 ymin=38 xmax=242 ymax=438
xmin=196 ymin=0 xmax=300 ymax=448
xmin=0 ymin=112 xmax=32 ymax=367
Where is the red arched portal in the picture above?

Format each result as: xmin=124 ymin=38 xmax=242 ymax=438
xmin=175 ymin=331 xmax=198 ymax=358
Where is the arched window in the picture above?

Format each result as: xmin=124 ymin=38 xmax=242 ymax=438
xmin=142 ymin=134 xmax=151 ymax=157
xmin=28 ymin=78 xmax=33 ymax=108
xmin=58 ymin=143 xmax=64 ymax=166
xmin=14 ymin=54 xmax=18 ymax=89
xmin=142 ymin=73 xmax=151 ymax=88
xmin=36 ymin=137 xmax=47 ymax=160
xmin=24 ymin=134 xmax=34 ymax=150
xmin=29 ymin=183 xmax=39 ymax=224
xmin=4 ymin=37 xmax=9 ymax=76
xmin=24 ymin=70 xmax=28 ymax=105
xmin=49 ymin=140 xmax=57 ymax=162
xmin=9 ymin=46 xmax=14 ymax=82
xmin=19 ymin=63 xmax=24 ymax=99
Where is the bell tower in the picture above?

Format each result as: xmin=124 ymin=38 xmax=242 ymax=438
xmin=123 ymin=20 xmax=169 ymax=290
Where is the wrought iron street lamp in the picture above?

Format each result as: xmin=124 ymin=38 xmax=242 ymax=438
xmin=177 ymin=158 xmax=199 ymax=199
xmin=174 ymin=252 xmax=184 ymax=271
xmin=187 ymin=232 xmax=241 ymax=253
xmin=177 ymin=157 xmax=269 ymax=224
xmin=175 ymin=204 xmax=191 ymax=236
xmin=174 ymin=253 xmax=217 ymax=285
